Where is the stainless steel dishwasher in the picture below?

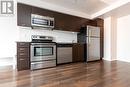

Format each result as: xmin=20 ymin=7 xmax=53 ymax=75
xmin=57 ymin=43 xmax=73 ymax=64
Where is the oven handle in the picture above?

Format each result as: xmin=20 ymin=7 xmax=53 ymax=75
xmin=31 ymin=44 xmax=56 ymax=47
xmin=31 ymin=43 xmax=56 ymax=45
xmin=31 ymin=45 xmax=56 ymax=47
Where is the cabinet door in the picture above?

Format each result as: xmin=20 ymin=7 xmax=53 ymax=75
xmin=73 ymin=44 xmax=84 ymax=62
xmin=54 ymin=13 xmax=87 ymax=32
xmin=100 ymin=38 xmax=104 ymax=58
xmin=32 ymin=7 xmax=54 ymax=17
xmin=17 ymin=3 xmax=32 ymax=27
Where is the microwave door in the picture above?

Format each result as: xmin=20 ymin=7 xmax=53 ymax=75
xmin=31 ymin=14 xmax=54 ymax=28
xmin=32 ymin=18 xmax=49 ymax=27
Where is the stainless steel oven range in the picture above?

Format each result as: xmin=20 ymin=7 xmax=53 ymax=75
xmin=31 ymin=35 xmax=56 ymax=70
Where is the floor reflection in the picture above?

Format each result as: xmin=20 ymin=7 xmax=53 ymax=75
xmin=0 ymin=61 xmax=130 ymax=87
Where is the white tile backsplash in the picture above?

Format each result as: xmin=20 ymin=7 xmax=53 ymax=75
xmin=18 ymin=26 xmax=77 ymax=43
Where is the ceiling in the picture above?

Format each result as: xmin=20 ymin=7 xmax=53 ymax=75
xmin=41 ymin=0 xmax=120 ymax=15
xmin=18 ymin=0 xmax=130 ymax=19
xmin=101 ymin=2 xmax=130 ymax=18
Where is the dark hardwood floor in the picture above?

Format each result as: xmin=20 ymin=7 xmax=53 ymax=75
xmin=0 ymin=61 xmax=130 ymax=87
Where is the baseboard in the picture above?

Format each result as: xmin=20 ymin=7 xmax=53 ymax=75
xmin=102 ymin=58 xmax=117 ymax=61
xmin=0 ymin=57 xmax=16 ymax=66
xmin=117 ymin=59 xmax=130 ymax=63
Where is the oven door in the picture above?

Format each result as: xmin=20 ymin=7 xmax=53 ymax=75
xmin=31 ymin=43 xmax=56 ymax=62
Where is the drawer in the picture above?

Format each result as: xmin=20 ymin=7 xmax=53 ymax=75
xmin=17 ymin=47 xmax=30 ymax=57
xmin=31 ymin=60 xmax=56 ymax=70
xmin=17 ymin=42 xmax=30 ymax=47
xmin=17 ymin=58 xmax=30 ymax=70
xmin=17 ymin=57 xmax=30 ymax=61
xmin=17 ymin=47 xmax=29 ymax=53
xmin=17 ymin=52 xmax=30 ymax=58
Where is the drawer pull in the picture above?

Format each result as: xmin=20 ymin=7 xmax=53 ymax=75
xmin=21 ymin=24 xmax=26 ymax=26
xmin=20 ymin=43 xmax=25 ymax=45
xmin=20 ymin=53 xmax=25 ymax=56
xmin=20 ymin=59 xmax=25 ymax=61
xmin=20 ymin=48 xmax=25 ymax=51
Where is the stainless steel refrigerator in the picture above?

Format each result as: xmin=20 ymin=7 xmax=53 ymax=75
xmin=86 ymin=25 xmax=100 ymax=61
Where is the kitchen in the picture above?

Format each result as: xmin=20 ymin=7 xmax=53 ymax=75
xmin=17 ymin=3 xmax=103 ymax=70
xmin=1 ymin=0 xmax=130 ymax=87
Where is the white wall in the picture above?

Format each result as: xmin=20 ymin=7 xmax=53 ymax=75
xmin=104 ymin=17 xmax=111 ymax=61
xmin=103 ymin=16 xmax=117 ymax=61
xmin=111 ymin=17 xmax=117 ymax=60
xmin=103 ymin=14 xmax=130 ymax=62
xmin=117 ymin=15 xmax=130 ymax=62
xmin=0 ymin=1 xmax=18 ymax=66
xmin=0 ymin=17 xmax=17 ymax=58
xmin=102 ymin=2 xmax=130 ymax=62
xmin=0 ymin=1 xmax=18 ymax=59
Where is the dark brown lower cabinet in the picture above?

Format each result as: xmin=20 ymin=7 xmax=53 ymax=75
xmin=73 ymin=44 xmax=84 ymax=62
xmin=100 ymin=38 xmax=104 ymax=59
xmin=17 ymin=42 xmax=30 ymax=71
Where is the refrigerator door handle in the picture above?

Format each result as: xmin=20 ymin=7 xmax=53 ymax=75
xmin=89 ymin=36 xmax=91 ymax=44
xmin=88 ymin=29 xmax=91 ymax=44
xmin=86 ymin=37 xmax=89 ymax=62
xmin=87 ymin=37 xmax=89 ymax=44
xmin=89 ymin=29 xmax=91 ymax=37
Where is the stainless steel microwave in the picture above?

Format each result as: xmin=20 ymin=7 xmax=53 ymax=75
xmin=31 ymin=14 xmax=54 ymax=28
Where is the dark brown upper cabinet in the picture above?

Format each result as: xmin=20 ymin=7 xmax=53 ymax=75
xmin=17 ymin=3 xmax=95 ymax=32
xmin=31 ymin=6 xmax=89 ymax=32
xmin=87 ymin=20 xmax=97 ymax=26
xmin=55 ymin=13 xmax=90 ymax=32
xmin=32 ymin=7 xmax=54 ymax=17
xmin=95 ymin=18 xmax=104 ymax=38
xmin=17 ymin=3 xmax=32 ymax=27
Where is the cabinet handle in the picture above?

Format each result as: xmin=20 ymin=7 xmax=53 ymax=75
xmin=21 ymin=24 xmax=26 ymax=26
xmin=20 ymin=48 xmax=25 ymax=51
xmin=20 ymin=58 xmax=25 ymax=61
xmin=20 ymin=53 xmax=25 ymax=56
xmin=20 ymin=43 xmax=25 ymax=45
